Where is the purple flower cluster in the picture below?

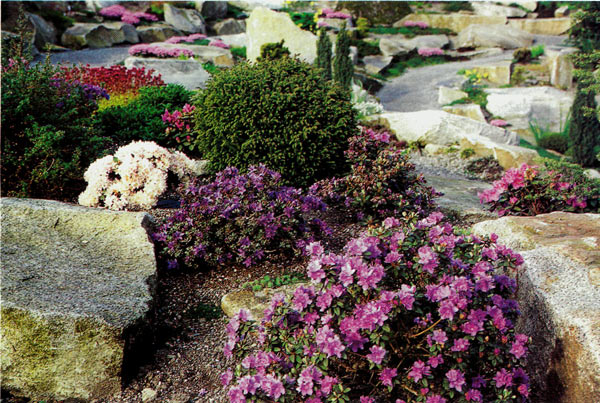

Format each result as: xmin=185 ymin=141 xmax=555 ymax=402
xmin=128 ymin=44 xmax=194 ymax=58
xmin=154 ymin=165 xmax=330 ymax=269
xmin=99 ymin=4 xmax=158 ymax=25
xmin=404 ymin=20 xmax=429 ymax=29
xmin=320 ymin=8 xmax=352 ymax=19
xmin=479 ymin=162 xmax=598 ymax=216
xmin=165 ymin=33 xmax=207 ymax=44
xmin=48 ymin=77 xmax=109 ymax=108
xmin=223 ymin=211 xmax=530 ymax=402
xmin=209 ymin=39 xmax=230 ymax=49
xmin=310 ymin=127 xmax=439 ymax=221
xmin=418 ymin=47 xmax=445 ymax=57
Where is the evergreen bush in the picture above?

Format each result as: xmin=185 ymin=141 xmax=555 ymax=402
xmin=333 ymin=23 xmax=353 ymax=91
xmin=315 ymin=28 xmax=332 ymax=81
xmin=257 ymin=40 xmax=290 ymax=62
xmin=190 ymin=57 xmax=357 ymax=187
xmin=568 ymin=86 xmax=600 ymax=166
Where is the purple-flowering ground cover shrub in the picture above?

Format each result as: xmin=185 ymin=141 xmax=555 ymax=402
xmin=223 ymin=211 xmax=530 ymax=402
xmin=418 ymin=48 xmax=445 ymax=57
xmin=479 ymin=160 xmax=600 ymax=216
xmin=320 ymin=8 xmax=352 ymax=20
xmin=404 ymin=20 xmax=430 ymax=29
xmin=165 ymin=33 xmax=207 ymax=44
xmin=310 ymin=127 xmax=439 ymax=222
xmin=99 ymin=4 xmax=158 ymax=25
xmin=209 ymin=39 xmax=230 ymax=49
xmin=153 ymin=165 xmax=331 ymax=269
xmin=162 ymin=103 xmax=195 ymax=146
xmin=129 ymin=44 xmax=193 ymax=58
xmin=490 ymin=119 xmax=508 ymax=127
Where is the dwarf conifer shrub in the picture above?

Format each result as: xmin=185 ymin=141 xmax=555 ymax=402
xmin=257 ymin=40 xmax=290 ymax=62
xmin=190 ymin=57 xmax=357 ymax=187
xmin=333 ymin=23 xmax=353 ymax=91
xmin=568 ymin=86 xmax=600 ymax=166
xmin=315 ymin=28 xmax=332 ymax=81
xmin=153 ymin=165 xmax=330 ymax=269
xmin=223 ymin=212 xmax=530 ymax=402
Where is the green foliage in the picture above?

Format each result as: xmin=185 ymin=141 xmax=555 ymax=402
xmin=333 ymin=23 xmax=353 ymax=91
xmin=1 ymin=4 xmax=34 ymax=66
xmin=460 ymin=148 xmax=475 ymax=159
xmin=349 ymin=38 xmax=381 ymax=58
xmin=202 ymin=61 xmax=221 ymax=75
xmin=530 ymin=44 xmax=545 ymax=59
xmin=93 ymin=84 xmax=193 ymax=149
xmin=568 ymin=2 xmax=600 ymax=52
xmin=519 ymin=138 xmax=561 ymax=160
xmin=257 ymin=40 xmax=290 ymax=62
xmin=149 ymin=3 xmax=165 ymax=17
xmin=285 ymin=10 xmax=317 ymax=33
xmin=529 ymin=117 xmax=570 ymax=154
xmin=244 ymin=273 xmax=307 ymax=292
xmin=569 ymin=86 xmax=600 ymax=166
xmin=511 ymin=65 xmax=528 ymax=86
xmin=226 ymin=3 xmax=247 ymax=19
xmin=230 ymin=46 xmax=247 ymax=59
xmin=315 ymin=28 xmax=332 ymax=81
xmin=368 ymin=25 xmax=455 ymax=38
xmin=384 ymin=54 xmax=447 ymax=78
xmin=340 ymin=1 xmax=411 ymax=25
xmin=442 ymin=1 xmax=474 ymax=12
xmin=190 ymin=57 xmax=357 ymax=187
xmin=1 ymin=59 xmax=108 ymax=200
xmin=38 ymin=8 xmax=75 ymax=35
xmin=355 ymin=16 xmax=370 ymax=38
xmin=512 ymin=47 xmax=532 ymax=63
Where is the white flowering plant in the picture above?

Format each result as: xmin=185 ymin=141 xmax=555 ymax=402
xmin=78 ymin=141 xmax=199 ymax=210
xmin=351 ymin=82 xmax=384 ymax=120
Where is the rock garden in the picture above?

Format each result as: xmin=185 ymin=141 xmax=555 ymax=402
xmin=1 ymin=1 xmax=600 ymax=402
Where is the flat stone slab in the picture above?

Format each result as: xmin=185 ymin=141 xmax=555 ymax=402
xmin=124 ymin=56 xmax=210 ymax=90
xmin=472 ymin=213 xmax=600 ymax=402
xmin=1 ymin=198 xmax=157 ymax=401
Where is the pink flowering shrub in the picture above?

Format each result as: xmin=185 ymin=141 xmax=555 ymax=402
xmin=310 ymin=127 xmax=439 ymax=222
xmin=209 ymin=39 xmax=230 ymax=49
xmin=162 ymin=103 xmax=195 ymax=147
xmin=418 ymin=48 xmax=445 ymax=57
xmin=479 ymin=161 xmax=600 ymax=216
xmin=404 ymin=20 xmax=430 ymax=29
xmin=490 ymin=119 xmax=508 ymax=127
xmin=223 ymin=211 xmax=530 ymax=402
xmin=165 ymin=34 xmax=207 ymax=44
xmin=99 ymin=5 xmax=158 ymax=25
xmin=153 ymin=165 xmax=330 ymax=269
xmin=129 ymin=44 xmax=193 ymax=58
xmin=320 ymin=8 xmax=352 ymax=19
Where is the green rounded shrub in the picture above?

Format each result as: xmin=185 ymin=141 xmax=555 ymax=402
xmin=537 ymin=132 xmax=569 ymax=154
xmin=93 ymin=84 xmax=193 ymax=149
xmin=190 ymin=57 xmax=358 ymax=187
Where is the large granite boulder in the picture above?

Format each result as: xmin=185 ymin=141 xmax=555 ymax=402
xmin=379 ymin=34 xmax=449 ymax=57
xmin=0 ymin=198 xmax=157 ymax=401
xmin=213 ymin=18 xmax=246 ymax=35
xmin=136 ymin=24 xmax=182 ymax=43
xmin=485 ymin=87 xmax=574 ymax=138
xmin=363 ymin=55 xmax=393 ymax=75
xmin=508 ymin=17 xmax=572 ymax=35
xmin=195 ymin=0 xmax=228 ymax=20
xmin=455 ymin=24 xmax=533 ymax=49
xmin=372 ymin=110 xmax=520 ymax=147
xmin=61 ymin=22 xmax=139 ymax=49
xmin=246 ymin=7 xmax=317 ymax=63
xmin=472 ymin=213 xmax=600 ymax=403
xmin=26 ymin=12 xmax=57 ymax=50
xmin=152 ymin=42 xmax=234 ymax=66
xmin=438 ymin=86 xmax=468 ymax=105
xmin=442 ymin=104 xmax=487 ymax=122
xmin=497 ymin=0 xmax=537 ymax=11
xmin=470 ymin=59 xmax=513 ymax=85
xmin=215 ymin=33 xmax=247 ymax=48
xmin=396 ymin=13 xmax=507 ymax=33
xmin=470 ymin=2 xmax=527 ymax=17
xmin=545 ymin=46 xmax=577 ymax=90
xmin=458 ymin=134 xmax=538 ymax=169
xmin=124 ymin=56 xmax=210 ymax=90
xmin=164 ymin=3 xmax=207 ymax=34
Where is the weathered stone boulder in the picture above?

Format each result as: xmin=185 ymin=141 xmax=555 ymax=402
xmin=438 ymin=86 xmax=467 ymax=105
xmin=151 ymin=42 xmax=234 ymax=66
xmin=215 ymin=33 xmax=247 ymax=48
xmin=222 ymin=284 xmax=303 ymax=320
xmin=61 ymin=22 xmax=138 ymax=49
xmin=443 ymin=104 xmax=487 ymax=122
xmin=213 ymin=18 xmax=246 ymax=35
xmin=471 ymin=60 xmax=513 ymax=85
xmin=379 ymin=34 xmax=449 ymax=57
xmin=136 ymin=24 xmax=182 ymax=43
xmin=472 ymin=213 xmax=600 ymax=403
xmin=164 ymin=3 xmax=207 ymax=34
xmin=363 ymin=55 xmax=393 ymax=75
xmin=124 ymin=56 xmax=210 ymax=90
xmin=485 ymin=87 xmax=574 ymax=137
xmin=455 ymin=24 xmax=533 ymax=50
xmin=396 ymin=13 xmax=507 ymax=33
xmin=555 ymin=5 xmax=570 ymax=18
xmin=497 ymin=0 xmax=537 ymax=11
xmin=545 ymin=46 xmax=577 ymax=90
xmin=26 ymin=12 xmax=57 ymax=50
xmin=195 ymin=0 xmax=228 ymax=19
xmin=372 ymin=110 xmax=520 ymax=147
xmin=246 ymin=7 xmax=317 ymax=63
xmin=508 ymin=17 xmax=572 ymax=35
xmin=0 ymin=198 xmax=157 ymax=401
xmin=470 ymin=2 xmax=527 ymax=17
xmin=458 ymin=134 xmax=538 ymax=169
xmin=446 ymin=47 xmax=504 ymax=60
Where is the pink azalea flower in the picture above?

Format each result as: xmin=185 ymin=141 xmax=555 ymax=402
xmin=494 ymin=368 xmax=513 ymax=388
xmin=418 ymin=48 xmax=444 ymax=57
xmin=367 ymin=345 xmax=386 ymax=365
xmin=380 ymin=367 xmax=397 ymax=387
xmin=446 ymin=369 xmax=466 ymax=391
xmin=490 ymin=119 xmax=508 ymax=127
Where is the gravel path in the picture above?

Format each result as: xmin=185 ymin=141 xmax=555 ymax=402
xmin=377 ymin=34 xmax=570 ymax=112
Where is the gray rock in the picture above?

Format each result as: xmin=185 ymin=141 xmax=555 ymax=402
xmin=26 ymin=12 xmax=57 ymax=50
xmin=124 ymin=56 xmax=210 ymax=90
xmin=363 ymin=55 xmax=393 ymax=75
xmin=212 ymin=18 xmax=246 ymax=35
xmin=141 ymin=388 xmax=158 ymax=402
xmin=152 ymin=42 xmax=234 ymax=67
xmin=442 ymin=103 xmax=487 ymax=122
xmin=164 ymin=3 xmax=207 ymax=34
xmin=316 ymin=17 xmax=352 ymax=31
xmin=484 ymin=86 xmax=574 ymax=135
xmin=379 ymin=34 xmax=449 ymax=57
xmin=545 ymin=46 xmax=577 ymax=90
xmin=456 ymin=24 xmax=533 ymax=49
xmin=0 ymin=198 xmax=157 ymax=401
xmin=470 ymin=2 xmax=527 ymax=17
xmin=472 ymin=213 xmax=600 ymax=403
xmin=438 ymin=86 xmax=468 ymax=105
xmin=247 ymin=7 xmax=317 ymax=63
xmin=396 ymin=13 xmax=507 ymax=33
xmin=136 ymin=24 xmax=182 ymax=43
xmin=195 ymin=1 xmax=228 ymax=19
xmin=215 ymin=33 xmax=247 ymax=48
xmin=61 ymin=22 xmax=138 ymax=49
xmin=508 ymin=17 xmax=572 ymax=36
